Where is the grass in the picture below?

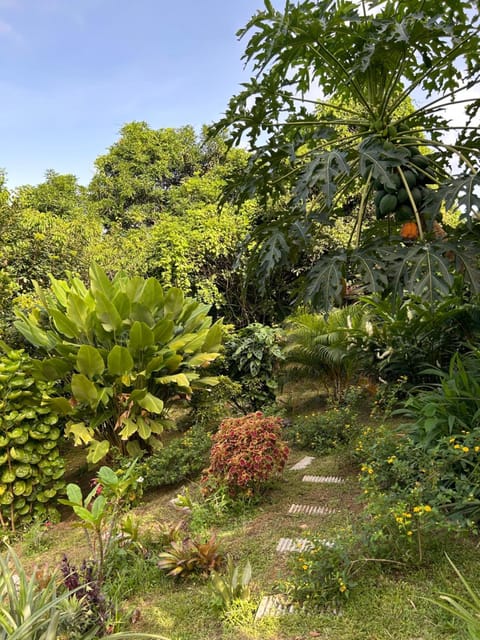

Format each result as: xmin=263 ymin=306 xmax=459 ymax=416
xmin=11 ymin=396 xmax=480 ymax=640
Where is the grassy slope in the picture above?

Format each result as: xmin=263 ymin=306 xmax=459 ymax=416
xmin=20 ymin=444 xmax=478 ymax=640
xmin=16 ymin=380 xmax=478 ymax=640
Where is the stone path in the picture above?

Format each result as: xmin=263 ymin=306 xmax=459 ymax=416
xmin=289 ymin=455 xmax=315 ymax=471
xmin=255 ymin=453 xmax=343 ymax=619
xmin=302 ymin=474 xmax=344 ymax=484
xmin=288 ymin=503 xmax=336 ymax=515
xmin=255 ymin=595 xmax=296 ymax=620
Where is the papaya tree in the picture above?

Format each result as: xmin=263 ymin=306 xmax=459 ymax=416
xmin=14 ymin=265 xmax=223 ymax=463
xmin=212 ymin=0 xmax=480 ymax=308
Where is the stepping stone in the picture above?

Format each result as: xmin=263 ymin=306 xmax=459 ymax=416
xmin=255 ymin=595 xmax=295 ymax=620
xmin=302 ymin=474 xmax=344 ymax=484
xmin=289 ymin=456 xmax=315 ymax=471
xmin=288 ymin=504 xmax=336 ymax=516
xmin=277 ymin=537 xmax=313 ymax=553
xmin=276 ymin=537 xmax=334 ymax=552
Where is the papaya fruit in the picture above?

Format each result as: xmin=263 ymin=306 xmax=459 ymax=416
xmin=379 ymin=194 xmax=398 ymax=216
xmin=403 ymin=170 xmax=417 ymax=188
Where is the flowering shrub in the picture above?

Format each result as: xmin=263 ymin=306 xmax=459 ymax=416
xmin=283 ymin=532 xmax=356 ymax=610
xmin=202 ymin=412 xmax=289 ymax=496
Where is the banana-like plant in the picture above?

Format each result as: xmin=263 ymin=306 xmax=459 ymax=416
xmin=14 ymin=264 xmax=223 ymax=463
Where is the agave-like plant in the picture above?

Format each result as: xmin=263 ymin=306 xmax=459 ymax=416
xmin=213 ymin=0 xmax=480 ymax=308
xmin=282 ymin=305 xmax=369 ymax=401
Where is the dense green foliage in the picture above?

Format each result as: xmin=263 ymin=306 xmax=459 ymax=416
xmin=0 ymin=346 xmax=64 ymax=530
xmin=220 ymin=323 xmax=284 ymax=411
xmin=282 ymin=307 xmax=368 ymax=401
xmin=14 ymin=265 xmax=223 ymax=463
xmin=213 ymin=0 xmax=480 ymax=307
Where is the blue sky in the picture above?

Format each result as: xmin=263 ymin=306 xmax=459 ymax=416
xmin=0 ymin=0 xmax=275 ymax=188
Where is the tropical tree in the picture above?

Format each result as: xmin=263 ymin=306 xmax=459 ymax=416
xmin=89 ymin=122 xmax=205 ymax=228
xmin=213 ymin=0 xmax=480 ymax=308
xmin=12 ymin=170 xmax=88 ymax=218
xmin=14 ymin=265 xmax=223 ymax=463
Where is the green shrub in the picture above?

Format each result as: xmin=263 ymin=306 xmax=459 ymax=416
xmin=0 ymin=346 xmax=64 ymax=531
xmin=138 ymin=424 xmax=213 ymax=490
xmin=281 ymin=307 xmax=368 ymax=403
xmin=287 ymin=405 xmax=359 ymax=453
xmin=221 ymin=323 xmax=283 ymax=412
xmin=359 ymin=291 xmax=480 ymax=387
xmin=188 ymin=376 xmax=242 ymax=430
xmin=285 ymin=534 xmax=356 ymax=610
xmin=14 ymin=264 xmax=223 ymax=463
xmin=202 ymin=412 xmax=289 ymax=497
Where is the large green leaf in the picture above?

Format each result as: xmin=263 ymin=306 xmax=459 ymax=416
xmin=50 ymin=308 xmax=79 ymax=338
xmin=76 ymin=345 xmax=105 ymax=377
xmin=71 ymin=374 xmax=99 ymax=408
xmin=86 ymin=439 xmax=110 ymax=464
xmin=138 ymin=392 xmax=164 ymax=414
xmin=140 ymin=277 xmax=164 ymax=311
xmin=156 ymin=373 xmax=191 ymax=390
xmin=95 ymin=291 xmax=123 ymax=333
xmin=119 ymin=418 xmax=138 ymax=440
xmin=107 ymin=345 xmax=134 ymax=375
xmin=164 ymin=288 xmax=184 ymax=318
xmin=89 ymin=263 xmax=114 ymax=299
xmin=66 ymin=292 xmax=90 ymax=333
xmin=128 ymin=321 xmax=154 ymax=352
xmin=202 ymin=321 xmax=223 ymax=352
xmin=153 ymin=319 xmax=175 ymax=344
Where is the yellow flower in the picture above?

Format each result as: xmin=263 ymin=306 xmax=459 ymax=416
xmin=339 ymin=584 xmax=347 ymax=593
xmin=413 ymin=506 xmax=421 ymax=513
xmin=463 ymin=446 xmax=470 ymax=453
xmin=475 ymin=446 xmax=480 ymax=453
xmin=449 ymin=437 xmax=456 ymax=443
xmin=424 ymin=505 xmax=432 ymax=512
xmin=454 ymin=444 xmax=461 ymax=449
xmin=302 ymin=564 xmax=308 ymax=570
xmin=406 ymin=531 xmax=413 ymax=536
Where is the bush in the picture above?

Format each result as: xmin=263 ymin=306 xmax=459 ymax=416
xmin=285 ymin=533 xmax=356 ymax=610
xmin=202 ymin=412 xmax=289 ymax=496
xmin=14 ymin=264 xmax=223 ymax=463
xmin=138 ymin=424 xmax=214 ymax=490
xmin=286 ymin=405 xmax=359 ymax=453
xmin=359 ymin=291 xmax=480 ymax=387
xmin=221 ymin=323 xmax=284 ymax=412
xmin=0 ymin=346 xmax=64 ymax=531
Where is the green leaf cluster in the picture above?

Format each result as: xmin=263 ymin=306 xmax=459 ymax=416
xmin=0 ymin=345 xmax=64 ymax=531
xmin=14 ymin=265 xmax=223 ymax=463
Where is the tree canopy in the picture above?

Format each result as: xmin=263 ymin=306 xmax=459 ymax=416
xmin=212 ymin=0 xmax=480 ymax=308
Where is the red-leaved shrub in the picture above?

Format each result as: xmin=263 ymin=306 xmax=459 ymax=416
xmin=202 ymin=412 xmax=289 ymax=496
